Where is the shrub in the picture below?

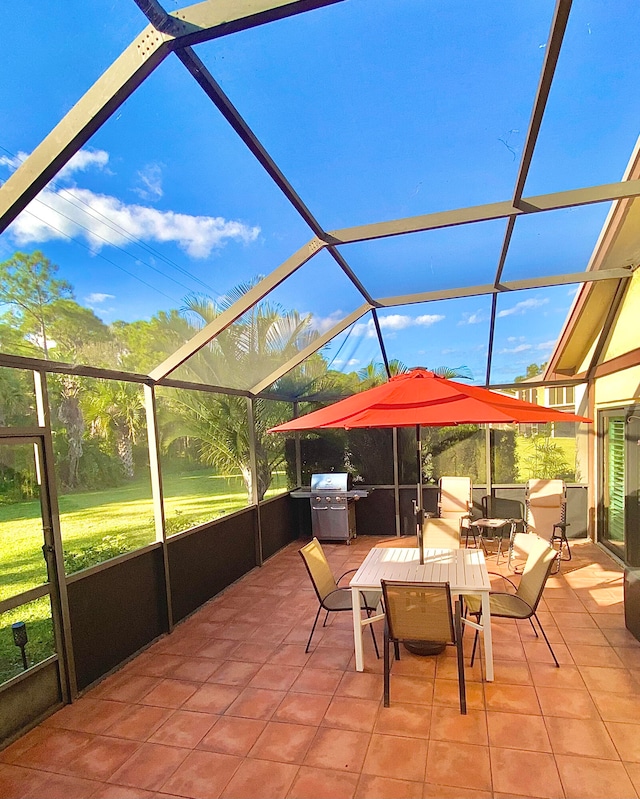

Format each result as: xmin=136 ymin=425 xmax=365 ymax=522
xmin=63 ymin=534 xmax=131 ymax=574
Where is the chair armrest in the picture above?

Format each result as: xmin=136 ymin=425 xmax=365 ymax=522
xmin=337 ymin=568 xmax=357 ymax=585
xmin=487 ymin=571 xmax=518 ymax=592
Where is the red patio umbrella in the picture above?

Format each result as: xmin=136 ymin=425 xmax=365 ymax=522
xmin=269 ymin=368 xmax=591 ymax=431
xmin=270 ymin=368 xmax=591 ymax=561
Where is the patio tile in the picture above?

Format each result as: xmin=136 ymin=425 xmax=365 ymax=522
xmin=90 ymin=784 xmax=155 ymax=797
xmin=249 ymin=664 xmax=302 ymax=691
xmin=23 ymin=770 xmax=100 ymax=798
xmin=429 ymin=706 xmax=487 ymax=745
xmin=489 ymin=747 xmax=563 ymax=798
xmin=578 ymin=665 xmax=640 ymax=694
xmin=560 ymin=626 xmax=610 ymax=645
xmin=522 ymin=639 xmax=573 ymax=665
xmin=552 ymin=611 xmax=598 ymax=629
xmin=93 ymin=674 xmax=160 ymax=703
xmin=196 ymin=639 xmax=241 ymax=660
xmin=605 ymin=721 xmax=640 ymax=762
xmin=288 ymin=766 xmax=359 ymax=799
xmin=43 ymin=697 xmax=130 ymax=734
xmin=159 ymin=750 xmax=241 ymax=799
xmin=0 ymin=764 xmax=52 ymax=798
xmin=384 ymin=674 xmax=434 ymax=705
xmin=303 ymin=727 xmax=371 ymax=772
xmin=248 ymin=721 xmax=316 ymax=764
xmin=545 ymin=715 xmax=619 ymax=759
xmin=60 ymin=735 xmax=141 ymax=781
xmin=425 ymin=740 xmax=491 ymax=792
xmin=484 ymin=682 xmax=541 ymax=714
xmin=423 ymin=784 xmax=492 ymax=798
xmin=336 ymin=671 xmax=382 ymax=701
xmin=198 ymin=716 xmax=266 ymax=756
xmin=374 ymin=702 xmax=432 ymax=739
xmin=168 ymin=658 xmax=222 ymax=682
xmin=566 ymin=643 xmax=625 ymax=668
xmin=529 ymin=661 xmax=586 ymax=689
xmin=127 ymin=653 xmax=186 ymax=677
xmin=273 ymin=693 xmax=332 ymax=726
xmin=107 ymin=742 xmax=188 ymax=791
xmin=322 ymin=696 xmax=380 ymax=732
xmin=290 ymin=668 xmax=342 ymax=695
xmin=225 ymin=687 xmax=287 ymax=720
xmin=362 ymin=734 xmax=427 ymax=782
xmin=625 ymin=762 xmax=640 ymax=795
xmin=555 ymin=754 xmax=638 ymax=799
xmin=354 ymin=774 xmax=423 ymax=799
xmin=182 ymin=683 xmax=241 ymax=714
xmin=220 ymin=758 xmax=298 ymax=799
xmin=17 ymin=728 xmax=93 ymax=771
xmin=267 ymin=644 xmax=312 ymax=667
xmin=535 ymin=685 xmax=599 ymax=719
xmin=207 ymin=660 xmax=262 ymax=686
xmin=103 ymin=704 xmax=174 ymax=741
xmin=306 ymin=648 xmax=353 ymax=671
xmin=148 ymin=710 xmax=218 ymax=748
xmin=432 ymin=678 xmax=485 ymax=711
xmin=590 ymin=690 xmax=640 ymax=723
xmin=489 ymin=659 xmax=532 ymax=685
xmin=231 ymin=640 xmax=279 ymax=664
xmin=138 ymin=678 xmax=200 ymax=708
xmin=487 ymin=711 xmax=551 ymax=751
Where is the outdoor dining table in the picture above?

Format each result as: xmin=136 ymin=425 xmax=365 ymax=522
xmin=349 ymin=546 xmax=494 ymax=681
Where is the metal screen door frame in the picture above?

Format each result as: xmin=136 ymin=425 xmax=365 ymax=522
xmin=0 ymin=427 xmax=75 ymax=725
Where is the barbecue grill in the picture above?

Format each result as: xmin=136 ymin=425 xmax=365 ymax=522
xmin=290 ymin=472 xmax=370 ymax=544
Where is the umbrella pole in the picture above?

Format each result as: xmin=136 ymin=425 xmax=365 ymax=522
xmin=416 ymin=424 xmax=424 ymax=565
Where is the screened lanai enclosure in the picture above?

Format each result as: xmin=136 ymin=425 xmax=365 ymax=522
xmin=0 ymin=0 xmax=639 ymax=744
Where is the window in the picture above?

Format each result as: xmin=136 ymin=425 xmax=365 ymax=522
xmin=548 ymin=386 xmax=575 ymax=406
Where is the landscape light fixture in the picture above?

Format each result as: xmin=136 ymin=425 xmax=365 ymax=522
xmin=12 ymin=621 xmax=28 ymax=670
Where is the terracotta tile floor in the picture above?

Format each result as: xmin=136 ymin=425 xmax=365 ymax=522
xmin=2 ymin=536 xmax=640 ymax=798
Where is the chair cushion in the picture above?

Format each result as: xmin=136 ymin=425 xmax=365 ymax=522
xmin=323 ymin=587 xmax=381 ymax=611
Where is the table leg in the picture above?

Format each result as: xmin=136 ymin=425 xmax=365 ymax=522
xmin=352 ymin=585 xmax=364 ymax=672
xmin=481 ymin=590 xmax=494 ymax=681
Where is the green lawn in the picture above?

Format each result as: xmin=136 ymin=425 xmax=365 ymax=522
xmin=0 ymin=468 xmax=287 ymax=682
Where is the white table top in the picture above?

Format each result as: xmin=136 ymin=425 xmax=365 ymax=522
xmin=349 ymin=546 xmax=490 ymax=594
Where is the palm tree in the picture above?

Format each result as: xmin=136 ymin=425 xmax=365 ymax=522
xmin=82 ymin=380 xmax=145 ymax=479
xmin=162 ymin=282 xmax=327 ymax=501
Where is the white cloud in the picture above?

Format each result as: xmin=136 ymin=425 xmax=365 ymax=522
xmin=1 ymin=147 xmax=260 ymax=258
xmin=415 ymin=314 xmax=445 ymax=327
xmin=8 ymin=186 xmax=260 ymax=258
xmin=133 ymin=163 xmax=164 ymax=202
xmin=58 ymin=149 xmax=110 ymax=179
xmin=499 ymin=343 xmax=532 ymax=354
xmin=347 ymin=358 xmax=360 ymax=366
xmin=85 ymin=292 xmax=115 ymax=304
xmin=379 ymin=314 xmax=414 ymax=331
xmin=537 ymin=340 xmax=557 ymax=351
xmin=308 ymin=310 xmax=346 ymax=334
xmin=351 ymin=313 xmax=445 ymax=339
xmin=459 ymin=309 xmax=485 ymax=325
xmin=497 ymin=297 xmax=549 ymax=318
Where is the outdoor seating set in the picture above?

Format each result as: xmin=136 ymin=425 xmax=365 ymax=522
xmin=299 ymin=475 xmax=569 ymax=716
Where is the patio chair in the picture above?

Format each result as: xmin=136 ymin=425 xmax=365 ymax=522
xmin=437 ymin=476 xmax=474 ymax=546
xmin=381 ymin=579 xmax=466 ymax=713
xmin=509 ymin=479 xmax=569 ymax=572
xmin=465 ymin=534 xmax=559 ymax=668
xmin=471 ymin=496 xmax=525 ymax=563
xmin=299 ymin=537 xmax=381 ymax=656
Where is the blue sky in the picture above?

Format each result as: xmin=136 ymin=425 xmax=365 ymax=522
xmin=1 ymin=0 xmax=639 ymax=384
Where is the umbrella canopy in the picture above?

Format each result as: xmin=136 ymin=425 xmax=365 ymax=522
xmin=269 ymin=369 xmax=591 ymax=432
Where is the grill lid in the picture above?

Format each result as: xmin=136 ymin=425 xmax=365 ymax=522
xmin=310 ymin=473 xmax=349 ymax=492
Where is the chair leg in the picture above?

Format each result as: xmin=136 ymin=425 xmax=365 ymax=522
xmin=469 ymin=610 xmax=482 ymax=666
xmin=454 ymin=600 xmax=467 ymax=714
xmin=533 ymin=613 xmax=560 ymax=667
xmin=528 ymin=617 xmax=539 ymax=638
xmin=322 ymin=610 xmax=330 ymax=627
xmin=305 ymin=605 xmax=322 ymax=653
xmin=383 ymin=626 xmax=391 ymax=707
xmin=366 ymin=608 xmax=380 ymax=658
